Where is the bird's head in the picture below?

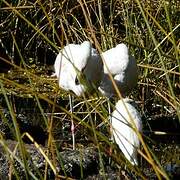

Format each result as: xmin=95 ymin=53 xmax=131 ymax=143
xmin=72 ymin=67 xmax=93 ymax=96
xmin=72 ymin=84 xmax=86 ymax=96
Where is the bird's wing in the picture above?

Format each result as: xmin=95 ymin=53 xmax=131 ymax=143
xmin=102 ymin=43 xmax=129 ymax=75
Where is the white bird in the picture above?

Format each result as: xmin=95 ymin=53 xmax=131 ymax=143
xmin=54 ymin=41 xmax=103 ymax=96
xmin=98 ymin=43 xmax=138 ymax=163
xmin=111 ymin=98 xmax=142 ymax=165
xmin=54 ymin=41 xmax=103 ymax=150
xmin=99 ymin=43 xmax=138 ymax=97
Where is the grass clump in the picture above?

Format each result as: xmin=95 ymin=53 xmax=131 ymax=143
xmin=0 ymin=0 xmax=179 ymax=179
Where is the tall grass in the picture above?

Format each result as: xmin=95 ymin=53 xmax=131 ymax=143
xmin=0 ymin=0 xmax=179 ymax=179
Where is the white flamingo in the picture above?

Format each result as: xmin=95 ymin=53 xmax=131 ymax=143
xmin=98 ymin=43 xmax=139 ymax=165
xmin=54 ymin=41 xmax=103 ymax=150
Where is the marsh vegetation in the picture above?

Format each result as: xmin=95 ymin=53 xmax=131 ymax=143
xmin=0 ymin=0 xmax=179 ymax=179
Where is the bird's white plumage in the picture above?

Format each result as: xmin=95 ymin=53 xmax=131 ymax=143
xmin=111 ymin=98 xmax=142 ymax=165
xmin=54 ymin=41 xmax=103 ymax=96
xmin=99 ymin=43 xmax=138 ymax=97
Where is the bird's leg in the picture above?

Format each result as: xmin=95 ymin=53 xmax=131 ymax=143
xmin=69 ymin=94 xmax=75 ymax=150
xmin=107 ymin=98 xmax=113 ymax=164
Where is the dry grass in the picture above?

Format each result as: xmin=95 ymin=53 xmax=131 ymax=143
xmin=0 ymin=0 xmax=179 ymax=179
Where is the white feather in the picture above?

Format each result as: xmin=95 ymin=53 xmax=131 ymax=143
xmin=54 ymin=41 xmax=103 ymax=96
xmin=111 ymin=98 xmax=142 ymax=165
